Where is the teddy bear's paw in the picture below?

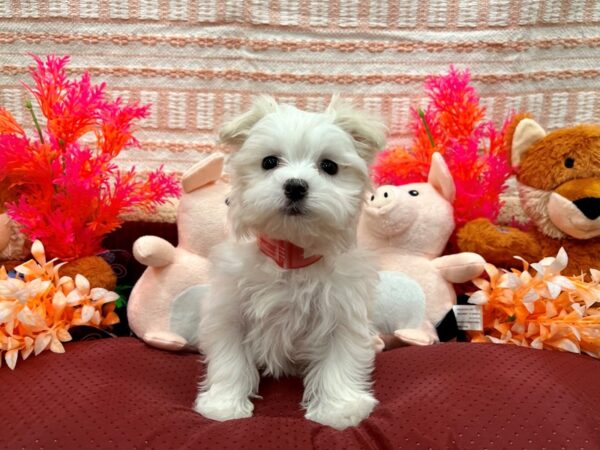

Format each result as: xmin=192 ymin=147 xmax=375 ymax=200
xmin=143 ymin=331 xmax=188 ymax=351
xmin=305 ymin=393 xmax=377 ymax=430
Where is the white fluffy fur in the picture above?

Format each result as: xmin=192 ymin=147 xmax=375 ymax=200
xmin=193 ymin=96 xmax=386 ymax=430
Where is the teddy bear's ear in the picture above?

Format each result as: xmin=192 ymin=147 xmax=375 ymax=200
xmin=219 ymin=95 xmax=278 ymax=148
xmin=182 ymin=152 xmax=225 ymax=193
xmin=428 ymin=152 xmax=455 ymax=203
xmin=326 ymin=95 xmax=387 ymax=165
xmin=511 ymin=118 xmax=547 ymax=167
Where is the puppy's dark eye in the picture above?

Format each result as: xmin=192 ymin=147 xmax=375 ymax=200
xmin=225 ymin=197 xmax=230 ymax=206
xmin=320 ymin=159 xmax=338 ymax=175
xmin=409 ymin=190 xmax=419 ymax=197
xmin=565 ymin=157 xmax=575 ymax=169
xmin=262 ymin=156 xmax=279 ymax=170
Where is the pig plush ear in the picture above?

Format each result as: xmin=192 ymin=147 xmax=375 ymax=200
xmin=182 ymin=152 xmax=225 ymax=193
xmin=326 ymin=95 xmax=387 ymax=165
xmin=428 ymin=152 xmax=455 ymax=203
xmin=219 ymin=95 xmax=278 ymax=148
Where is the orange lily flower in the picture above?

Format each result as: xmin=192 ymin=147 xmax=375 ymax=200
xmin=0 ymin=240 xmax=120 ymax=369
xmin=468 ymin=248 xmax=600 ymax=358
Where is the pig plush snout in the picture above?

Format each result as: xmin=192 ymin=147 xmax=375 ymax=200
xmin=367 ymin=186 xmax=397 ymax=211
xmin=363 ymin=185 xmax=414 ymax=238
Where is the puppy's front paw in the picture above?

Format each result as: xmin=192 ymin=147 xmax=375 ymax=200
xmin=193 ymin=389 xmax=254 ymax=421
xmin=305 ymin=393 xmax=377 ymax=430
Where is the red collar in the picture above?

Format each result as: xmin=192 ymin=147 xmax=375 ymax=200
xmin=257 ymin=234 xmax=323 ymax=269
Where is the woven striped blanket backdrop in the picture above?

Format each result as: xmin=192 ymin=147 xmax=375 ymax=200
xmin=1 ymin=0 xmax=599 ymax=178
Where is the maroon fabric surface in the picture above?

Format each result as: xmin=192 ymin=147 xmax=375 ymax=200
xmin=2 ymin=338 xmax=600 ymax=450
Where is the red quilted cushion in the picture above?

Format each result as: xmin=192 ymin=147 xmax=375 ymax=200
xmin=2 ymin=337 xmax=600 ymax=449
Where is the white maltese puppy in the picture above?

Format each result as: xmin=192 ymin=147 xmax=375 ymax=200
xmin=193 ymin=95 xmax=386 ymax=430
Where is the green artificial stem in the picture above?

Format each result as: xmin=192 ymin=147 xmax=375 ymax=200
xmin=25 ymin=100 xmax=44 ymax=144
xmin=418 ymin=108 xmax=435 ymax=149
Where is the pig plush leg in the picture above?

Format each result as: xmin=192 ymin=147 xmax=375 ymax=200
xmin=377 ymin=333 xmax=409 ymax=351
xmin=168 ymin=284 xmax=208 ymax=349
xmin=432 ymin=252 xmax=485 ymax=284
xmin=133 ymin=236 xmax=176 ymax=267
xmin=372 ymin=272 xmax=427 ymax=335
xmin=394 ymin=320 xmax=439 ymax=346
xmin=140 ymin=284 xmax=209 ymax=352
xmin=372 ymin=335 xmax=385 ymax=352
xmin=143 ymin=331 xmax=188 ymax=351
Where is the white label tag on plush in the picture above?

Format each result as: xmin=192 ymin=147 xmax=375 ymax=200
xmin=452 ymin=305 xmax=483 ymax=331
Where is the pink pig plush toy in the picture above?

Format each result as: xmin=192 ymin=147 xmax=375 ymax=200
xmin=127 ymin=153 xmax=229 ymax=351
xmin=359 ymin=152 xmax=485 ymax=350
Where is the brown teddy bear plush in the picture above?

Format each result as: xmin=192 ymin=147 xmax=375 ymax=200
xmin=0 ymin=182 xmax=12 ymax=253
xmin=0 ymin=179 xmax=28 ymax=261
xmin=2 ymin=252 xmax=116 ymax=291
xmin=457 ymin=117 xmax=600 ymax=276
xmin=60 ymin=256 xmax=117 ymax=291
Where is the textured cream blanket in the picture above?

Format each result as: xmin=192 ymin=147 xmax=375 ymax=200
xmin=1 ymin=1 xmax=599 ymax=223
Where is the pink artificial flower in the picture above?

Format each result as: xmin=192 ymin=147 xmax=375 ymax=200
xmin=372 ymin=66 xmax=513 ymax=229
xmin=0 ymin=54 xmax=181 ymax=260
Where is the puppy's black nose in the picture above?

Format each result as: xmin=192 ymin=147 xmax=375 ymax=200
xmin=284 ymin=178 xmax=309 ymax=202
xmin=574 ymin=197 xmax=600 ymax=220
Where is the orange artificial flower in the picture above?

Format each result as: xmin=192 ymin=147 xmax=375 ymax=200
xmin=0 ymin=240 xmax=120 ymax=369
xmin=468 ymin=248 xmax=600 ymax=358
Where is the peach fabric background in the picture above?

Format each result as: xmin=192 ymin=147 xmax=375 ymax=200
xmin=1 ymin=1 xmax=599 ymax=175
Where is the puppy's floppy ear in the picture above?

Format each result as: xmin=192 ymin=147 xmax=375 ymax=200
xmin=219 ymin=95 xmax=278 ymax=147
xmin=326 ymin=95 xmax=387 ymax=164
